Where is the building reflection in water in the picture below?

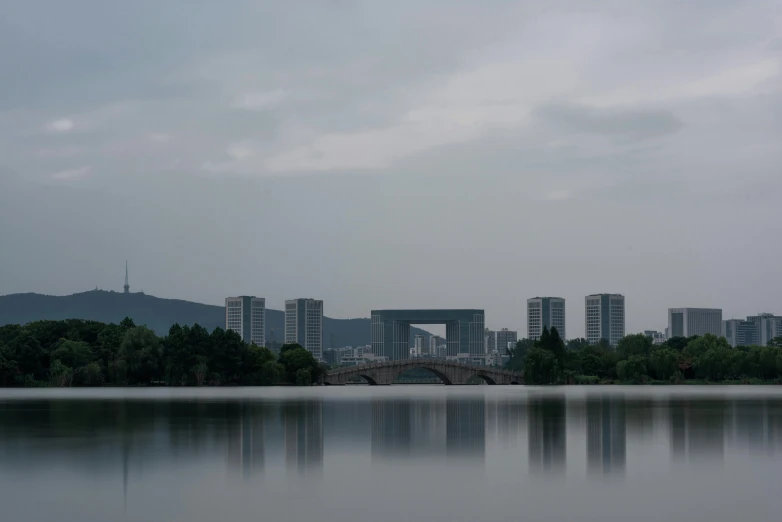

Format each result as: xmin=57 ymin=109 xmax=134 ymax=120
xmin=446 ymin=398 xmax=485 ymax=458
xmin=284 ymin=401 xmax=323 ymax=475
xmin=669 ymin=399 xmax=725 ymax=463
xmin=11 ymin=394 xmax=782 ymax=495
xmin=372 ymin=401 xmax=412 ymax=458
xmin=528 ymin=396 xmax=566 ymax=473
xmin=586 ymin=397 xmax=626 ymax=476
xmin=371 ymin=398 xmax=484 ymax=461
xmin=732 ymin=400 xmax=782 ymax=454
xmin=226 ymin=402 xmax=266 ymax=478
xmin=486 ymin=399 xmax=526 ymax=445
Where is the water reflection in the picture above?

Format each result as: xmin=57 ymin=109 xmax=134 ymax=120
xmin=586 ymin=397 xmax=626 ymax=475
xmin=670 ymin=400 xmax=726 ymax=462
xmin=446 ymin=398 xmax=485 ymax=458
xmin=528 ymin=396 xmax=566 ymax=473
xmin=284 ymin=402 xmax=323 ymax=474
xmin=3 ymin=389 xmax=782 ymax=522
xmin=226 ymin=403 xmax=266 ymax=477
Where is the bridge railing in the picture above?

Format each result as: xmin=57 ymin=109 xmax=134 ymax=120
xmin=324 ymin=358 xmax=521 ymax=377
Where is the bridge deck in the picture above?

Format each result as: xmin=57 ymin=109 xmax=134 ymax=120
xmin=321 ymin=359 xmax=523 ymax=385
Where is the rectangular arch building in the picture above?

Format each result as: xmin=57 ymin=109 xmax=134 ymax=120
xmin=371 ymin=309 xmax=485 ymax=362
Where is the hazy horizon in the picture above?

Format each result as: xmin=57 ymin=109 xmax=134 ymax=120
xmin=1 ymin=1 xmax=781 ymax=338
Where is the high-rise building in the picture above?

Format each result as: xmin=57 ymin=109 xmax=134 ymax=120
xmin=495 ymin=329 xmax=518 ymax=355
xmin=527 ymin=297 xmax=566 ymax=341
xmin=667 ymin=308 xmax=722 ymax=338
xmin=722 ymin=319 xmax=757 ymax=347
xmin=585 ymin=294 xmax=625 ymax=346
xmin=285 ymin=298 xmax=324 ymax=360
xmin=484 ymin=329 xmax=496 ymax=355
xmin=413 ymin=334 xmax=425 ymax=357
xmin=225 ymin=296 xmax=266 ymax=346
xmin=747 ymin=314 xmax=782 ymax=346
xmin=429 ymin=335 xmax=443 ymax=357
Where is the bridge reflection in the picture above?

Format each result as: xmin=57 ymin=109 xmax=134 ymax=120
xmin=370 ymin=399 xmax=486 ymax=460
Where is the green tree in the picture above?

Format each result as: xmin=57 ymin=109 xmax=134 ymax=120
xmin=163 ymin=323 xmax=192 ymax=385
xmin=208 ymin=327 xmax=244 ymax=384
xmin=566 ymin=338 xmax=589 ymax=351
xmin=575 ymin=344 xmax=618 ymax=379
xmin=76 ymin=362 xmax=104 ymax=386
xmin=523 ymin=347 xmax=558 ymax=385
xmin=683 ymin=334 xmax=730 ymax=359
xmin=512 ymin=338 xmax=535 ymax=357
xmin=617 ymin=355 xmax=648 ymax=383
xmin=243 ymin=344 xmax=282 ymax=385
xmin=119 ymin=317 xmax=136 ymax=330
xmin=8 ymin=333 xmax=45 ymax=382
xmin=192 ymin=356 xmax=209 ymax=386
xmin=295 ymin=367 xmax=312 ymax=386
xmin=617 ymin=334 xmax=653 ymax=360
xmin=96 ymin=324 xmax=124 ymax=377
xmin=0 ymin=344 xmax=18 ymax=386
xmin=0 ymin=325 xmax=23 ymax=345
xmin=694 ymin=346 xmax=735 ymax=381
xmin=597 ymin=338 xmax=612 ymax=351
xmin=279 ymin=343 xmax=304 ymax=355
xmin=522 ymin=326 xmax=567 ymax=383
xmin=648 ymin=348 xmax=680 ymax=381
xmin=51 ymin=339 xmax=93 ymax=369
xmin=120 ymin=326 xmax=162 ymax=384
xmin=279 ymin=345 xmax=321 ymax=384
xmin=505 ymin=338 xmax=534 ymax=371
xmin=535 ymin=326 xmax=565 ymax=367
xmin=49 ymin=360 xmax=73 ymax=387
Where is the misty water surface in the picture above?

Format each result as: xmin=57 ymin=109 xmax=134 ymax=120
xmin=0 ymin=386 xmax=779 ymax=522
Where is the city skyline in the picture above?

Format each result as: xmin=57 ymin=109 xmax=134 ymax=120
xmin=223 ymin=290 xmax=778 ymax=358
xmin=20 ymin=270 xmax=780 ymax=345
xmin=87 ymin=274 xmax=782 ymax=343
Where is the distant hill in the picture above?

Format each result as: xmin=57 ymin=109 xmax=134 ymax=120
xmin=0 ymin=291 xmax=432 ymax=349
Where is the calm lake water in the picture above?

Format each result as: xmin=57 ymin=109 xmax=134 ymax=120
xmin=1 ymin=386 xmax=780 ymax=522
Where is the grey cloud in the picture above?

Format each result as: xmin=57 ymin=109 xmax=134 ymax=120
xmin=534 ymin=103 xmax=684 ymax=140
xmin=1 ymin=1 xmax=781 ymax=336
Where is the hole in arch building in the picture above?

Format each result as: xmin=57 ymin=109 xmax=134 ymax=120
xmin=370 ymin=309 xmax=486 ymax=362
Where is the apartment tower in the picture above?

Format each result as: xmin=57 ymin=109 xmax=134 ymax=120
xmin=285 ymin=298 xmax=324 ymax=360
xmin=585 ymin=294 xmax=625 ymax=346
xmin=225 ymin=296 xmax=266 ymax=346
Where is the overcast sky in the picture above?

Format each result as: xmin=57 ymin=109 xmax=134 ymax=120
xmin=0 ymin=0 xmax=780 ymax=337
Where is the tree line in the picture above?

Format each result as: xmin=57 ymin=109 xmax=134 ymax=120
xmin=506 ymin=327 xmax=782 ymax=384
xmin=0 ymin=319 xmax=325 ymax=387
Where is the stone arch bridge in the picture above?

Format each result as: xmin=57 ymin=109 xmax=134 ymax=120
xmin=320 ymin=359 xmax=524 ymax=385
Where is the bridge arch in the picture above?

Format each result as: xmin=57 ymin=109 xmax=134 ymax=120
xmin=391 ymin=365 xmax=453 ymax=385
xmin=357 ymin=374 xmax=379 ymax=385
xmin=322 ymin=374 xmax=378 ymax=385
xmin=470 ymin=373 xmax=497 ymax=385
